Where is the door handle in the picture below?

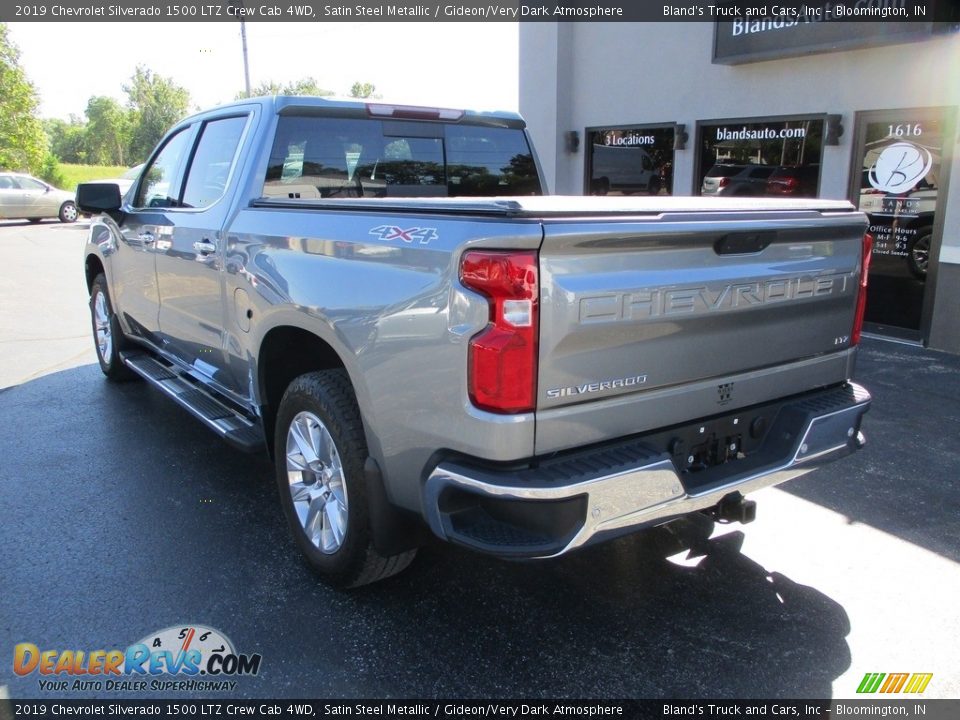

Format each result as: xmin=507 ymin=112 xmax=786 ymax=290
xmin=193 ymin=240 xmax=217 ymax=255
xmin=138 ymin=231 xmax=155 ymax=245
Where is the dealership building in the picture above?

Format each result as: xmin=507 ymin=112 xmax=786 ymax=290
xmin=519 ymin=20 xmax=960 ymax=352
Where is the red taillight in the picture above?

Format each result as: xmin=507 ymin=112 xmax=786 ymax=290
xmin=717 ymin=177 xmax=730 ymax=188
xmin=460 ymin=250 xmax=539 ymax=414
xmin=852 ymin=233 xmax=873 ymax=345
xmin=767 ymin=177 xmax=798 ymax=194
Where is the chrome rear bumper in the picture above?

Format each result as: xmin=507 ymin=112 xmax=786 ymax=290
xmin=424 ymin=382 xmax=870 ymax=558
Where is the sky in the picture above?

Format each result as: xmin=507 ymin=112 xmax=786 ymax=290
xmin=7 ymin=22 xmax=520 ymax=120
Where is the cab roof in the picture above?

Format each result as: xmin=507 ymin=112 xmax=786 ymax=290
xmin=192 ymin=95 xmax=526 ymax=129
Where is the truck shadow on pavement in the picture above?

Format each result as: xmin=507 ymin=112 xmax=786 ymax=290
xmin=0 ymin=364 xmax=850 ymax=699
xmin=780 ymin=338 xmax=960 ymax=565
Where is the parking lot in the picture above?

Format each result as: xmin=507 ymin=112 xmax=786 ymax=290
xmin=1 ymin=219 xmax=958 ymax=700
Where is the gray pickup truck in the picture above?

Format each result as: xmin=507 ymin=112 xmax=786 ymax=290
xmin=78 ymin=96 xmax=872 ymax=588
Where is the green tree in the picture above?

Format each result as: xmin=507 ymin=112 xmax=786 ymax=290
xmin=84 ymin=96 xmax=130 ymax=166
xmin=349 ymin=82 xmax=379 ymax=99
xmin=0 ymin=23 xmax=49 ymax=174
xmin=44 ymin=116 xmax=87 ymax=164
xmin=236 ymin=77 xmax=334 ymax=100
xmin=125 ymin=65 xmax=190 ymax=163
xmin=39 ymin=151 xmax=66 ymax=188
xmin=238 ymin=79 xmax=282 ymax=99
xmin=283 ymin=77 xmax=334 ymax=97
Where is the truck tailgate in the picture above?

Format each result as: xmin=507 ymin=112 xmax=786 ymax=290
xmin=536 ymin=208 xmax=868 ymax=454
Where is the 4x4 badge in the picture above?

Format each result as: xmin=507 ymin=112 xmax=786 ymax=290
xmin=369 ymin=225 xmax=438 ymax=245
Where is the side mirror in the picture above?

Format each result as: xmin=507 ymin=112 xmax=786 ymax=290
xmin=77 ymin=182 xmax=123 ymax=215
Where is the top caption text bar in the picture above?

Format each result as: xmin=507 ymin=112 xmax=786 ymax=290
xmin=3 ymin=1 xmax=959 ymax=23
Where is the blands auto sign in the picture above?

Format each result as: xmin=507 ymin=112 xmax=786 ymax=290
xmin=713 ymin=5 xmax=945 ymax=65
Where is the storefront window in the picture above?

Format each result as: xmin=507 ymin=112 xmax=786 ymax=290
xmin=586 ymin=125 xmax=675 ymax=196
xmin=853 ymin=110 xmax=945 ymax=335
xmin=697 ymin=117 xmax=825 ymax=197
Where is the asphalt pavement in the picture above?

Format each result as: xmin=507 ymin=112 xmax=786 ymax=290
xmin=0 ymin=219 xmax=957 ymax=700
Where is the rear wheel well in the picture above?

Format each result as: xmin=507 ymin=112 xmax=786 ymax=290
xmin=85 ymin=255 xmax=105 ymax=294
xmin=258 ymin=327 xmax=347 ymax=455
xmin=258 ymin=329 xmax=425 ymax=558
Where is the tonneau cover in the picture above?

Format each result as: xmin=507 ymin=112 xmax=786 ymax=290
xmin=252 ymin=195 xmax=858 ymax=218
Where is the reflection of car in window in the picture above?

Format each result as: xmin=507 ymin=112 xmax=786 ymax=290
xmin=700 ymin=163 xmax=775 ymax=196
xmin=764 ymin=165 xmax=820 ymax=197
xmin=590 ymin=144 xmax=661 ymax=195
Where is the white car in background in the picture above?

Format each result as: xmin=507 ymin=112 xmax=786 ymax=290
xmin=97 ymin=163 xmax=146 ymax=198
xmin=0 ymin=172 xmax=78 ymax=223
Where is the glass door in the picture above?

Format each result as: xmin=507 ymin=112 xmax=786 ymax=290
xmin=850 ymin=108 xmax=952 ymax=340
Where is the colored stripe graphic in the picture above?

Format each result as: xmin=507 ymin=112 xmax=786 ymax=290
xmin=858 ymin=672 xmax=933 ymax=694
xmin=904 ymin=673 xmax=933 ymax=693
xmin=857 ymin=673 xmax=885 ymax=693
xmin=880 ymin=673 xmax=908 ymax=693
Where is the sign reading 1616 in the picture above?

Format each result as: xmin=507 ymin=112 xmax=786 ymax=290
xmin=888 ymin=124 xmax=923 ymax=138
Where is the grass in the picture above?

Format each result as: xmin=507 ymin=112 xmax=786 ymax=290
xmin=57 ymin=163 xmax=128 ymax=191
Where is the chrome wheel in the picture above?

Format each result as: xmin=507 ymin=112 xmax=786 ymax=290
xmin=274 ymin=370 xmax=417 ymax=587
xmin=94 ymin=290 xmax=113 ymax=363
xmin=285 ymin=411 xmax=349 ymax=554
xmin=60 ymin=201 xmax=78 ymax=223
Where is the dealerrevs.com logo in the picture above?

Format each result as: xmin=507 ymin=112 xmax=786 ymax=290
xmin=13 ymin=624 xmax=262 ymax=692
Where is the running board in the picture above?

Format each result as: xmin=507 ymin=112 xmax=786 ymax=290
xmin=121 ymin=351 xmax=265 ymax=453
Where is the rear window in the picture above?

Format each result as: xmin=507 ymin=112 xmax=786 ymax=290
xmin=263 ymin=116 xmax=541 ymax=199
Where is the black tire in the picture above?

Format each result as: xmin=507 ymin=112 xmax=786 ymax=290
xmin=90 ymin=273 xmax=137 ymax=381
xmin=907 ymin=230 xmax=931 ymax=281
xmin=59 ymin=201 xmax=78 ymax=223
xmin=274 ymin=369 xmax=415 ymax=589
